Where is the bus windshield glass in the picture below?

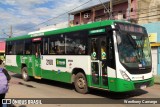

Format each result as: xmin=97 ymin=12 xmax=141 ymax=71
xmin=115 ymin=23 xmax=151 ymax=68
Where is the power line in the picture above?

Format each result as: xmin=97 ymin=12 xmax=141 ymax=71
xmin=12 ymin=0 xmax=93 ymax=35
xmin=1 ymin=5 xmax=157 ymax=34
xmin=110 ymin=7 xmax=160 ymax=16
xmin=3 ymin=1 xmax=160 ymax=36
xmin=13 ymin=8 xmax=160 ymax=36
xmin=98 ymin=0 xmax=112 ymax=19
xmin=112 ymin=9 xmax=160 ymax=17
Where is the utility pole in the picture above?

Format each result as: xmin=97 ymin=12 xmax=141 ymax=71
xmin=10 ymin=25 xmax=12 ymax=38
xmin=99 ymin=0 xmax=112 ymax=20
xmin=68 ymin=13 xmax=70 ymax=27
xmin=128 ymin=0 xmax=131 ymax=21
xmin=109 ymin=0 xmax=113 ymax=19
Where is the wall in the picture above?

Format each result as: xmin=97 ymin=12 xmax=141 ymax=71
xmin=143 ymin=22 xmax=160 ymax=42
xmin=130 ymin=0 xmax=138 ymax=20
xmin=138 ymin=0 xmax=160 ymax=24
xmin=151 ymin=47 xmax=158 ymax=75
xmin=113 ymin=2 xmax=128 ymax=20
xmin=73 ymin=11 xmax=94 ymax=25
xmin=158 ymin=47 xmax=160 ymax=75
xmin=142 ymin=22 xmax=160 ymax=75
xmin=72 ymin=0 xmax=138 ymax=25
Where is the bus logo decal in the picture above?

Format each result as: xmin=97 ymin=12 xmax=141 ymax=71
xmin=56 ymin=59 xmax=66 ymax=67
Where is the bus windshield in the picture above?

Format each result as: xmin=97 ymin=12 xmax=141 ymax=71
xmin=116 ymin=31 xmax=152 ymax=68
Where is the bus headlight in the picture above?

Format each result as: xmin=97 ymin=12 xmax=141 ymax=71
xmin=120 ymin=70 xmax=131 ymax=81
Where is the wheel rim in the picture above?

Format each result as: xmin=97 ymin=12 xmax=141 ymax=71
xmin=23 ymin=70 xmax=27 ymax=79
xmin=77 ymin=77 xmax=86 ymax=89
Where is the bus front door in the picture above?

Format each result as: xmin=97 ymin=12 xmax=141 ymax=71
xmin=90 ymin=37 xmax=108 ymax=89
xmin=32 ymin=42 xmax=42 ymax=78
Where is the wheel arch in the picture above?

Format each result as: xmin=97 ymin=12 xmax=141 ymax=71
xmin=21 ymin=63 xmax=30 ymax=81
xmin=21 ymin=63 xmax=27 ymax=70
xmin=71 ymin=68 xmax=87 ymax=84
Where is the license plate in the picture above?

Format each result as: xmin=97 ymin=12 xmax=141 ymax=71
xmin=140 ymin=85 xmax=146 ymax=89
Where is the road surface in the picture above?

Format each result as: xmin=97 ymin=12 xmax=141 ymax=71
xmin=5 ymin=72 xmax=160 ymax=107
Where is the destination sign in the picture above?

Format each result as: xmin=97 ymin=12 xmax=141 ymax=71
xmin=89 ymin=28 xmax=105 ymax=35
xmin=32 ymin=37 xmax=42 ymax=42
xmin=31 ymin=32 xmax=44 ymax=37
xmin=115 ymin=22 xmax=144 ymax=33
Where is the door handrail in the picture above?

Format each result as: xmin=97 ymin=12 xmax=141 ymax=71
xmin=91 ymin=60 xmax=100 ymax=63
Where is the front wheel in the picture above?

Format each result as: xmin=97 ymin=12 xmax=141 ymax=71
xmin=21 ymin=67 xmax=30 ymax=81
xmin=74 ymin=72 xmax=88 ymax=94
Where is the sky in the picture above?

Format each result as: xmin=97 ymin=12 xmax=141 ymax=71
xmin=0 ymin=0 xmax=108 ymax=37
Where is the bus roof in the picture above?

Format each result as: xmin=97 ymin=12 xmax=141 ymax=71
xmin=6 ymin=20 xmax=128 ymax=41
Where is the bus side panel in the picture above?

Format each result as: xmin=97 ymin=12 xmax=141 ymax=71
xmin=5 ymin=55 xmax=20 ymax=74
xmin=41 ymin=69 xmax=72 ymax=83
xmin=41 ymin=55 xmax=91 ymax=84
xmin=5 ymin=65 xmax=19 ymax=74
xmin=5 ymin=55 xmax=34 ymax=76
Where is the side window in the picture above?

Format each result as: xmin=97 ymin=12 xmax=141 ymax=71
xmin=65 ymin=32 xmax=87 ymax=55
xmin=25 ymin=39 xmax=32 ymax=55
xmin=48 ymin=32 xmax=87 ymax=55
xmin=49 ymin=35 xmax=65 ymax=55
xmin=7 ymin=41 xmax=16 ymax=55
xmin=6 ymin=42 xmax=11 ymax=55
xmin=100 ymin=37 xmax=107 ymax=60
xmin=16 ymin=40 xmax=24 ymax=55
xmin=90 ymin=38 xmax=98 ymax=60
xmin=49 ymin=37 xmax=55 ymax=54
xmin=43 ymin=38 xmax=49 ymax=54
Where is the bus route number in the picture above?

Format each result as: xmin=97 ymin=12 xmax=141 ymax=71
xmin=46 ymin=59 xmax=53 ymax=65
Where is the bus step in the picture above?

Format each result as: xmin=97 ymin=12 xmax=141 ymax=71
xmin=34 ymin=76 xmax=42 ymax=79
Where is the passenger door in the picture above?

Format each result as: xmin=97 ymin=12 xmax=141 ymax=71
xmin=32 ymin=39 xmax=42 ymax=78
xmin=90 ymin=36 xmax=108 ymax=89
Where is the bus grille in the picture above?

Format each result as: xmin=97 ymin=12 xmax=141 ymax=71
xmin=134 ymin=81 xmax=151 ymax=89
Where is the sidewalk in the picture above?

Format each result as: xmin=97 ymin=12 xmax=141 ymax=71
xmin=154 ymin=75 xmax=160 ymax=84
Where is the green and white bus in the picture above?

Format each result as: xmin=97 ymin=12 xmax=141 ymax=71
xmin=5 ymin=20 xmax=154 ymax=93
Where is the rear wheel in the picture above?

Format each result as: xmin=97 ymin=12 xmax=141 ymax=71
xmin=22 ymin=67 xmax=30 ymax=81
xmin=74 ymin=72 xmax=88 ymax=94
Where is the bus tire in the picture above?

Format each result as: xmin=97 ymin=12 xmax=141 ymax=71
xmin=21 ymin=67 xmax=30 ymax=81
xmin=74 ymin=72 xmax=88 ymax=94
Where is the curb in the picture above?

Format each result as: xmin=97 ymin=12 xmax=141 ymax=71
xmin=154 ymin=75 xmax=160 ymax=84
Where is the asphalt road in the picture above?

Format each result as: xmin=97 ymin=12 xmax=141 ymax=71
xmin=5 ymin=72 xmax=160 ymax=107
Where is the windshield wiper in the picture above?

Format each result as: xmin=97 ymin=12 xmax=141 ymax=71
xmin=126 ymin=33 xmax=138 ymax=49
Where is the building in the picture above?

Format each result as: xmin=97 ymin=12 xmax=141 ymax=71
xmin=69 ymin=0 xmax=138 ymax=26
xmin=138 ymin=0 xmax=160 ymax=24
xmin=138 ymin=0 xmax=160 ymax=77
xmin=142 ymin=22 xmax=160 ymax=76
xmin=0 ymin=41 xmax=5 ymax=60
